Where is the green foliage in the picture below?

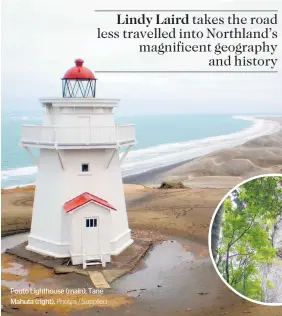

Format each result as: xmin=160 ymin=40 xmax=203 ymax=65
xmin=266 ymin=280 xmax=275 ymax=289
xmin=216 ymin=176 xmax=282 ymax=301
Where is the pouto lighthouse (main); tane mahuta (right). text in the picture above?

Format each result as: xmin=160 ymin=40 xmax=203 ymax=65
xmin=20 ymin=59 xmax=136 ymax=268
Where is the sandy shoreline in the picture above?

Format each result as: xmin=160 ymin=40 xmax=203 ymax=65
xmin=120 ymin=115 xmax=281 ymax=180
xmin=139 ymin=116 xmax=282 ymax=186
xmin=123 ymin=158 xmax=196 ymax=184
xmin=123 ymin=116 xmax=282 ymax=186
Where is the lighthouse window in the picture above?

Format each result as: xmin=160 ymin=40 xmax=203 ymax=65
xmin=81 ymin=163 xmax=89 ymax=172
xmin=86 ymin=218 xmax=97 ymax=228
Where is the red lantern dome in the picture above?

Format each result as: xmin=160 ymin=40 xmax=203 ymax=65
xmin=63 ymin=59 xmax=96 ymax=80
xmin=62 ymin=59 xmax=97 ymax=98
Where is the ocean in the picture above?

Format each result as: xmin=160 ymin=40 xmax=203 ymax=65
xmin=1 ymin=109 xmax=280 ymax=188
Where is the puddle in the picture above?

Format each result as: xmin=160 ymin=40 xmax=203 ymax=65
xmin=113 ymin=240 xmax=194 ymax=297
xmin=1 ymin=232 xmax=30 ymax=290
xmin=2 ymin=254 xmax=34 ymax=290
xmin=172 ymin=236 xmax=209 ymax=260
xmin=1 ymin=232 xmax=29 ymax=253
xmin=2 ymin=260 xmax=28 ymax=276
xmin=112 ymin=239 xmax=216 ymax=310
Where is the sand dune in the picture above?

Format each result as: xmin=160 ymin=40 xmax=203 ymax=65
xmin=155 ymin=118 xmax=282 ymax=187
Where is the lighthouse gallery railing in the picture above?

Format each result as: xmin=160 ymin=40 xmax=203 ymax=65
xmin=21 ymin=124 xmax=135 ymax=146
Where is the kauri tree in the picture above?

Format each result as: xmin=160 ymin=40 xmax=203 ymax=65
xmin=215 ymin=176 xmax=282 ymax=301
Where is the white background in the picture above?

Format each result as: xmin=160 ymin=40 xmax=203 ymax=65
xmin=1 ymin=0 xmax=281 ymax=114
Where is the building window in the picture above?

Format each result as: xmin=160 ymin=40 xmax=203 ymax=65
xmin=81 ymin=163 xmax=89 ymax=172
xmin=86 ymin=218 xmax=97 ymax=228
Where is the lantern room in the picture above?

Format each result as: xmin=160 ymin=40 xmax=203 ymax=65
xmin=62 ymin=59 xmax=97 ymax=98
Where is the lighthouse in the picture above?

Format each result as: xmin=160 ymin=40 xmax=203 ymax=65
xmin=20 ymin=59 xmax=135 ymax=268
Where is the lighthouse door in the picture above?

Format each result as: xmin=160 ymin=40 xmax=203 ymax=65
xmin=82 ymin=217 xmax=100 ymax=256
xmin=78 ymin=116 xmax=90 ymax=144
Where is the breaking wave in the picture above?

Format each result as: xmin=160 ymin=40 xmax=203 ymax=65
xmin=121 ymin=116 xmax=281 ymax=177
xmin=2 ymin=166 xmax=38 ymax=180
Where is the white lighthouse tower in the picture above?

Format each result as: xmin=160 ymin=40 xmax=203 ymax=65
xmin=20 ymin=59 xmax=135 ymax=267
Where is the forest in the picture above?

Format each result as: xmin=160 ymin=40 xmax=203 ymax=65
xmin=211 ymin=176 xmax=282 ymax=303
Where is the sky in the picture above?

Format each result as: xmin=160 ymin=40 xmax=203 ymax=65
xmin=1 ymin=0 xmax=281 ymax=115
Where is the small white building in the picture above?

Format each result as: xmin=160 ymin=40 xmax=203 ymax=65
xmin=20 ymin=59 xmax=135 ymax=268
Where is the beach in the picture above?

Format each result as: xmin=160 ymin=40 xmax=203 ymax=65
xmin=1 ymin=116 xmax=282 ymax=315
xmin=127 ymin=117 xmax=282 ymax=186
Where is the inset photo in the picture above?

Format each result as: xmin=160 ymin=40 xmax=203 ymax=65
xmin=209 ymin=174 xmax=282 ymax=305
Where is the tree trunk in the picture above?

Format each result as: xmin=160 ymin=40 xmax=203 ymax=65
xmin=225 ymin=244 xmax=230 ymax=283
xmin=211 ymin=204 xmax=224 ymax=261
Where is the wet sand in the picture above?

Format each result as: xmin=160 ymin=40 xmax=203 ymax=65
xmin=123 ymin=159 xmax=196 ymax=184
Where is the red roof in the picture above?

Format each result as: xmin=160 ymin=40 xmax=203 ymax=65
xmin=64 ymin=192 xmax=116 ymax=213
xmin=63 ymin=59 xmax=96 ymax=80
